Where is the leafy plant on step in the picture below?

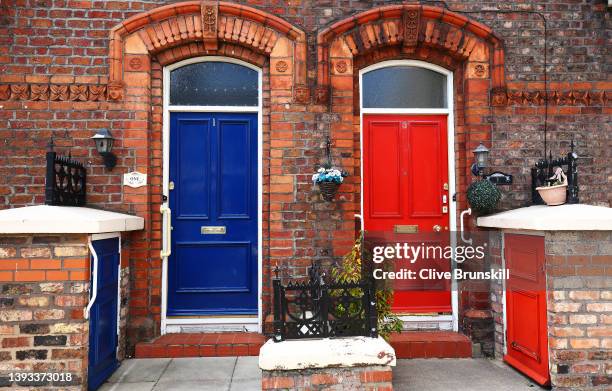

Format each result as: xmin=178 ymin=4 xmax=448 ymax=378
xmin=331 ymin=232 xmax=403 ymax=340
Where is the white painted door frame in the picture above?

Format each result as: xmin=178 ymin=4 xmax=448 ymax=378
xmin=161 ymin=56 xmax=263 ymax=334
xmin=358 ymin=59 xmax=459 ymax=331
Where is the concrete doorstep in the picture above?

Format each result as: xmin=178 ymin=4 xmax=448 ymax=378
xmin=101 ymin=357 xmax=546 ymax=391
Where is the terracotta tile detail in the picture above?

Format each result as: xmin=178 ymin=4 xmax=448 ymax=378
xmin=316 ymin=4 xmax=506 ymax=104
xmin=30 ymin=84 xmax=49 ymax=101
xmin=467 ymin=62 xmax=489 ymax=79
xmin=10 ymin=84 xmax=28 ymax=100
xmin=201 ymin=1 xmax=218 ymax=50
xmin=107 ymin=1 xmax=307 ymax=99
xmin=69 ymin=85 xmax=88 ymax=101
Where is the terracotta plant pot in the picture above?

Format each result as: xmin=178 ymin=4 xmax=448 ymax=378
xmin=317 ymin=181 xmax=341 ymax=201
xmin=536 ymin=183 xmax=567 ymax=206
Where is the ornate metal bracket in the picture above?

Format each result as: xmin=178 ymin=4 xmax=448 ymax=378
xmin=45 ymin=139 xmax=87 ymax=206
xmin=531 ymin=140 xmax=579 ymax=205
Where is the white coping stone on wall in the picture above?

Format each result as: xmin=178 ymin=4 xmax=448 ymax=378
xmin=477 ymin=204 xmax=612 ymax=231
xmin=258 ymin=336 xmax=396 ymax=371
xmin=0 ymin=205 xmax=144 ymax=233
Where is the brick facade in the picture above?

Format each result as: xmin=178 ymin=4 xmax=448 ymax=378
xmin=0 ymin=0 xmax=609 ymax=362
xmin=545 ymin=231 xmax=612 ymax=390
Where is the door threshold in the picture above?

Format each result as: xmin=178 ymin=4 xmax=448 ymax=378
xmin=398 ymin=314 xmax=454 ymax=331
xmin=165 ymin=316 xmax=259 ymax=333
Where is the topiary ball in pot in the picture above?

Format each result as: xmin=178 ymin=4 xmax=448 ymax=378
xmin=467 ymin=179 xmax=501 ymax=215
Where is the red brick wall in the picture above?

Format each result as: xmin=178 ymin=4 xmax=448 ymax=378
xmin=545 ymin=231 xmax=612 ymax=390
xmin=262 ymin=365 xmax=393 ymax=390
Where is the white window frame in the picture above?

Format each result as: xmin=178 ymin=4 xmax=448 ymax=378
xmin=359 ymin=59 xmax=459 ymax=331
xmin=161 ymin=56 xmax=263 ymax=334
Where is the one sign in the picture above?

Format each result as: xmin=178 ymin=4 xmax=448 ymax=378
xmin=123 ymin=171 xmax=147 ymax=188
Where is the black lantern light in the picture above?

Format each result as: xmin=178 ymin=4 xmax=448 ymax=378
xmin=471 ymin=142 xmax=489 ymax=176
xmin=91 ymin=128 xmax=117 ymax=169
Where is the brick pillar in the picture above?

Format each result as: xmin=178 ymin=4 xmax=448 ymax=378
xmin=0 ymin=234 xmax=91 ymax=389
xmin=120 ymin=32 xmax=156 ymax=351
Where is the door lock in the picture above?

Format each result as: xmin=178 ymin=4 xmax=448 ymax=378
xmin=433 ymin=225 xmax=442 ymax=232
xmin=168 ymin=181 xmax=175 ymax=190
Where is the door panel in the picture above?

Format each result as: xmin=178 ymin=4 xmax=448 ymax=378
xmin=408 ymin=122 xmax=443 ymax=217
xmin=88 ymin=238 xmax=119 ymax=391
xmin=168 ymin=112 xmax=258 ymax=316
xmin=176 ymin=118 xmax=211 ymax=219
xmin=504 ymin=234 xmax=550 ymax=386
xmin=368 ymin=121 xmax=403 ymax=217
xmin=363 ymin=114 xmax=451 ymax=313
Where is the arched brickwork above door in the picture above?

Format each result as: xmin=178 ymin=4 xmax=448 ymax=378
xmin=107 ymin=1 xmax=307 ymax=102
xmin=315 ymin=5 xmax=507 ymax=106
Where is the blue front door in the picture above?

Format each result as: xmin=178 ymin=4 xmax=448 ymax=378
xmin=88 ymin=237 xmax=119 ymax=391
xmin=168 ymin=112 xmax=258 ymax=316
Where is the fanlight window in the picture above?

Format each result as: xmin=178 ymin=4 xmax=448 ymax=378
xmin=170 ymin=61 xmax=259 ymax=106
xmin=362 ymin=66 xmax=447 ymax=109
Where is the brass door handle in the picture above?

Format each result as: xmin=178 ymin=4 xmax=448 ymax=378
xmin=433 ymin=224 xmax=442 ymax=232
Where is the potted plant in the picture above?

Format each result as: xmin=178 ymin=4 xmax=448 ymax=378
xmin=536 ymin=167 xmax=567 ymax=206
xmin=312 ymin=165 xmax=347 ymax=201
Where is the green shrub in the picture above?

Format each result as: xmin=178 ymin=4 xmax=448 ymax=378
xmin=467 ymin=179 xmax=501 ymax=215
xmin=331 ymin=233 xmax=403 ymax=340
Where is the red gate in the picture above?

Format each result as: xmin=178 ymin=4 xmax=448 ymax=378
xmin=504 ymin=233 xmax=550 ymax=386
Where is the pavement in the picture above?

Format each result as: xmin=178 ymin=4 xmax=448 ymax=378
xmin=393 ymin=358 xmax=546 ymax=391
xmin=101 ymin=357 xmax=545 ymax=391
xmin=100 ymin=357 xmax=260 ymax=391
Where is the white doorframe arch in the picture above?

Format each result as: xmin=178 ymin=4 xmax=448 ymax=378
xmin=358 ymin=59 xmax=459 ymax=331
xmin=161 ymin=56 xmax=263 ymax=334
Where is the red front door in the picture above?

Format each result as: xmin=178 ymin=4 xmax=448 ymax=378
xmin=363 ymin=114 xmax=451 ymax=313
xmin=504 ymin=234 xmax=550 ymax=386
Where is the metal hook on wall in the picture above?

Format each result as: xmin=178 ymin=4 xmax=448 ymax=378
xmin=324 ymin=136 xmax=333 ymax=168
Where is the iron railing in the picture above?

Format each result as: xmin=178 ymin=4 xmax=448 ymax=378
xmin=45 ymin=139 xmax=86 ymax=206
xmin=272 ymin=262 xmax=378 ymax=342
xmin=531 ymin=140 xmax=579 ymax=205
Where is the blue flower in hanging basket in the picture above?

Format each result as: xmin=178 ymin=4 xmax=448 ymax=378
xmin=312 ymin=167 xmax=346 ymax=184
xmin=312 ymin=167 xmax=348 ymax=201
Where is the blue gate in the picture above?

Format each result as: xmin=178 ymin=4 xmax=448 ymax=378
xmin=87 ymin=237 xmax=120 ymax=390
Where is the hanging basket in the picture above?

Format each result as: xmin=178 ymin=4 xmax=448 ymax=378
xmin=318 ymin=181 xmax=341 ymax=201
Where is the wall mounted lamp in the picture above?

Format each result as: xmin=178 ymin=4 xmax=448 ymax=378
xmin=91 ymin=128 xmax=117 ymax=170
xmin=471 ymin=142 xmax=490 ymax=177
xmin=471 ymin=142 xmax=513 ymax=185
